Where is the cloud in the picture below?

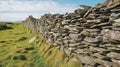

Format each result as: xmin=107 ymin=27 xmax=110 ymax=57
xmin=0 ymin=0 xmax=78 ymax=22
xmin=0 ymin=12 xmax=43 ymax=22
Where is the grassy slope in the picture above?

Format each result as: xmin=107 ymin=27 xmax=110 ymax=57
xmin=0 ymin=23 xmax=81 ymax=67
xmin=0 ymin=23 xmax=47 ymax=67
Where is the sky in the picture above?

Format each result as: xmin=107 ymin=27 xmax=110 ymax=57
xmin=0 ymin=0 xmax=105 ymax=22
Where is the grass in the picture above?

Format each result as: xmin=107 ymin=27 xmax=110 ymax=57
xmin=0 ymin=23 xmax=81 ymax=67
xmin=0 ymin=23 xmax=47 ymax=67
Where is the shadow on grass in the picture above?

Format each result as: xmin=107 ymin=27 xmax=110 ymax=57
xmin=0 ymin=26 xmax=13 ymax=30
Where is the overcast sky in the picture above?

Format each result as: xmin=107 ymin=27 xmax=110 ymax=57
xmin=0 ymin=0 xmax=105 ymax=22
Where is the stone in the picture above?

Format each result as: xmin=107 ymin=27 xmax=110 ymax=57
xmin=84 ymin=37 xmax=100 ymax=43
xmin=74 ymin=49 xmax=89 ymax=54
xmin=68 ymin=25 xmax=81 ymax=32
xmin=86 ymin=19 xmax=103 ymax=23
xmin=97 ymin=22 xmax=111 ymax=26
xmin=82 ymin=41 xmax=98 ymax=46
xmin=114 ymin=18 xmax=120 ymax=23
xmin=111 ymin=8 xmax=120 ymax=12
xmin=110 ymin=13 xmax=120 ymax=21
xmin=80 ymin=30 xmax=89 ymax=36
xmin=83 ymin=8 xmax=93 ymax=18
xmin=89 ymin=46 xmax=106 ymax=54
xmin=81 ymin=29 xmax=100 ymax=37
xmin=53 ymin=33 xmax=61 ymax=38
xmin=100 ymin=43 xmax=115 ymax=47
xmin=104 ymin=0 xmax=120 ymax=10
xmin=107 ymin=52 xmax=120 ymax=60
xmin=102 ymin=26 xmax=113 ymax=29
xmin=61 ymin=20 xmax=70 ymax=25
xmin=95 ymin=59 xmax=110 ymax=67
xmin=113 ymin=27 xmax=120 ymax=31
xmin=111 ymin=59 xmax=120 ymax=65
xmin=87 ymin=14 xmax=99 ymax=19
xmin=93 ymin=53 xmax=106 ymax=59
xmin=96 ymin=65 xmax=105 ymax=67
xmin=102 ymin=30 xmax=120 ymax=42
xmin=113 ymin=22 xmax=120 ymax=27
xmin=78 ymin=55 xmax=96 ymax=65
xmin=64 ymin=47 xmax=76 ymax=55
xmin=74 ymin=8 xmax=83 ymax=14
xmin=85 ymin=29 xmax=100 ymax=32
xmin=107 ymin=47 xmax=120 ymax=53
xmin=29 ymin=36 xmax=37 ymax=43
xmin=69 ymin=43 xmax=80 ymax=47
xmin=80 ymin=5 xmax=91 ymax=10
xmin=83 ymin=64 xmax=93 ymax=67
xmin=69 ymin=33 xmax=81 ymax=41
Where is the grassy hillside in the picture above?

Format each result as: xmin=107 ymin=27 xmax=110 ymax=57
xmin=0 ymin=23 xmax=81 ymax=67
xmin=0 ymin=23 xmax=47 ymax=67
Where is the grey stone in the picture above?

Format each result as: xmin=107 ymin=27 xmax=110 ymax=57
xmin=93 ymin=53 xmax=106 ymax=59
xmin=69 ymin=33 xmax=80 ymax=41
xmin=85 ymin=29 xmax=100 ymax=32
xmin=95 ymin=59 xmax=120 ymax=67
xmin=86 ymin=19 xmax=103 ymax=23
xmin=82 ymin=41 xmax=98 ymax=46
xmin=89 ymin=46 xmax=106 ymax=53
xmin=78 ymin=55 xmax=96 ymax=65
xmin=80 ymin=5 xmax=91 ymax=10
xmin=114 ymin=18 xmax=120 ymax=23
xmin=99 ymin=43 xmax=115 ymax=47
xmin=61 ymin=20 xmax=70 ymax=25
xmin=111 ymin=8 xmax=120 ymax=12
xmin=113 ymin=27 xmax=120 ymax=31
xmin=81 ymin=29 xmax=100 ymax=37
xmin=83 ymin=65 xmax=93 ymax=67
xmin=84 ymin=37 xmax=100 ymax=43
xmin=69 ymin=43 xmax=80 ymax=47
xmin=97 ymin=22 xmax=111 ymax=26
xmin=107 ymin=52 xmax=120 ymax=60
xmin=102 ymin=26 xmax=113 ymax=29
xmin=110 ymin=13 xmax=120 ymax=21
xmin=53 ymin=33 xmax=61 ymax=38
xmin=102 ymin=30 xmax=120 ymax=42
xmin=74 ymin=49 xmax=89 ymax=54
xmin=96 ymin=65 xmax=105 ymax=67
xmin=113 ymin=22 xmax=120 ymax=27
xmin=107 ymin=47 xmax=120 ymax=53
xmin=111 ymin=59 xmax=120 ymax=66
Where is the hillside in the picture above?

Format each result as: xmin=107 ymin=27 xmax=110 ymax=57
xmin=0 ymin=23 xmax=80 ymax=67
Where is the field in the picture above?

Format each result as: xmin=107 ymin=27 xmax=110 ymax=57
xmin=0 ymin=23 xmax=80 ymax=67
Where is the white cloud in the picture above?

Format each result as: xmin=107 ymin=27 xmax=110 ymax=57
xmin=0 ymin=13 xmax=43 ymax=22
xmin=0 ymin=0 xmax=78 ymax=22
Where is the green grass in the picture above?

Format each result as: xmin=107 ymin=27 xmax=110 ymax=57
xmin=0 ymin=23 xmax=81 ymax=67
xmin=0 ymin=23 xmax=47 ymax=67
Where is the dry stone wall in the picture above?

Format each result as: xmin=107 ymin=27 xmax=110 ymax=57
xmin=23 ymin=0 xmax=120 ymax=67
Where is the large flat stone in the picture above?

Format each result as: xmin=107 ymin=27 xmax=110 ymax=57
xmin=69 ymin=43 xmax=80 ymax=47
xmin=84 ymin=37 xmax=100 ymax=43
xmin=107 ymin=52 xmax=120 ymax=60
xmin=78 ymin=55 xmax=96 ymax=65
xmin=69 ymin=33 xmax=81 ymax=41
